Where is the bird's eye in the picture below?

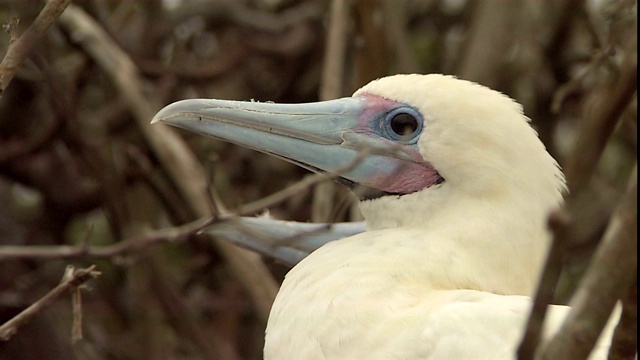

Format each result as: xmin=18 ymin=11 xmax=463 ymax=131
xmin=383 ymin=107 xmax=423 ymax=143
xmin=391 ymin=113 xmax=419 ymax=136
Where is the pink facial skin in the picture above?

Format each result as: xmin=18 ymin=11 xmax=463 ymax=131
xmin=349 ymin=93 xmax=443 ymax=194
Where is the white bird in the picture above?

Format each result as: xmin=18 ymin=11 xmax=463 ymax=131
xmin=152 ymin=74 xmax=617 ymax=359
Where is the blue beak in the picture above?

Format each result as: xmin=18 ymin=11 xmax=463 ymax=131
xmin=152 ymin=96 xmax=441 ymax=197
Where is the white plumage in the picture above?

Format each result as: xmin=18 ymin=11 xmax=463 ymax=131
xmin=153 ymin=74 xmax=617 ymax=359
xmin=263 ymin=75 xmax=611 ymax=359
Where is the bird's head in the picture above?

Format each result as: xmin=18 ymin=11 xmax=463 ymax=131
xmin=152 ymin=74 xmax=565 ymax=229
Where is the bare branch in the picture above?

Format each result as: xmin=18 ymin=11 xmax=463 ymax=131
xmin=238 ymin=148 xmax=372 ymax=216
xmin=0 ymin=265 xmax=101 ymax=341
xmin=0 ymin=0 xmax=72 ymax=96
xmin=71 ymin=285 xmax=83 ymax=343
xmin=0 ymin=217 xmax=215 ymax=261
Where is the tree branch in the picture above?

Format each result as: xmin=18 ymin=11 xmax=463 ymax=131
xmin=0 ymin=0 xmax=72 ymax=96
xmin=0 ymin=265 xmax=101 ymax=341
xmin=0 ymin=217 xmax=215 ymax=261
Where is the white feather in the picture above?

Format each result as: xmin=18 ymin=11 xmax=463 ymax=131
xmin=264 ymin=74 xmax=615 ymax=359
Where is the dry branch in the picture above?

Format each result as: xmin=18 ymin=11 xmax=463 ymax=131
xmin=0 ymin=265 xmax=101 ymax=342
xmin=0 ymin=217 xmax=215 ymax=261
xmin=238 ymin=148 xmax=370 ymax=216
xmin=0 ymin=0 xmax=72 ymax=96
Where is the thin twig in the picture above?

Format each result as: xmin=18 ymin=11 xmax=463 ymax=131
xmin=0 ymin=217 xmax=216 ymax=261
xmin=0 ymin=0 xmax=72 ymax=96
xmin=71 ymin=284 xmax=83 ymax=343
xmin=0 ymin=265 xmax=101 ymax=341
xmin=238 ymin=148 xmax=372 ymax=216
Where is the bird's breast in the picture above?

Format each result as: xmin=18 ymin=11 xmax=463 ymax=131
xmin=264 ymin=232 xmax=429 ymax=358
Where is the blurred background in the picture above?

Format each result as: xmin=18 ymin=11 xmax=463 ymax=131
xmin=0 ymin=0 xmax=636 ymax=359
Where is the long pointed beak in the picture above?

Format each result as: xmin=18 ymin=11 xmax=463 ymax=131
xmin=152 ymin=96 xmax=440 ymax=196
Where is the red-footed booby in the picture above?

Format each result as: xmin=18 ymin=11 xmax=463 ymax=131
xmin=152 ymin=74 xmax=616 ymax=359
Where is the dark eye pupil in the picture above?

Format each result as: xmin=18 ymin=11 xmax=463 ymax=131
xmin=390 ymin=113 xmax=418 ymax=136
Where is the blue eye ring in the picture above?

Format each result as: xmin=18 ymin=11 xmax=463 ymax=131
xmin=382 ymin=107 xmax=423 ymax=144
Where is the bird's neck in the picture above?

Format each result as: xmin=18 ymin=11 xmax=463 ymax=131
xmin=357 ymin=184 xmax=558 ymax=295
